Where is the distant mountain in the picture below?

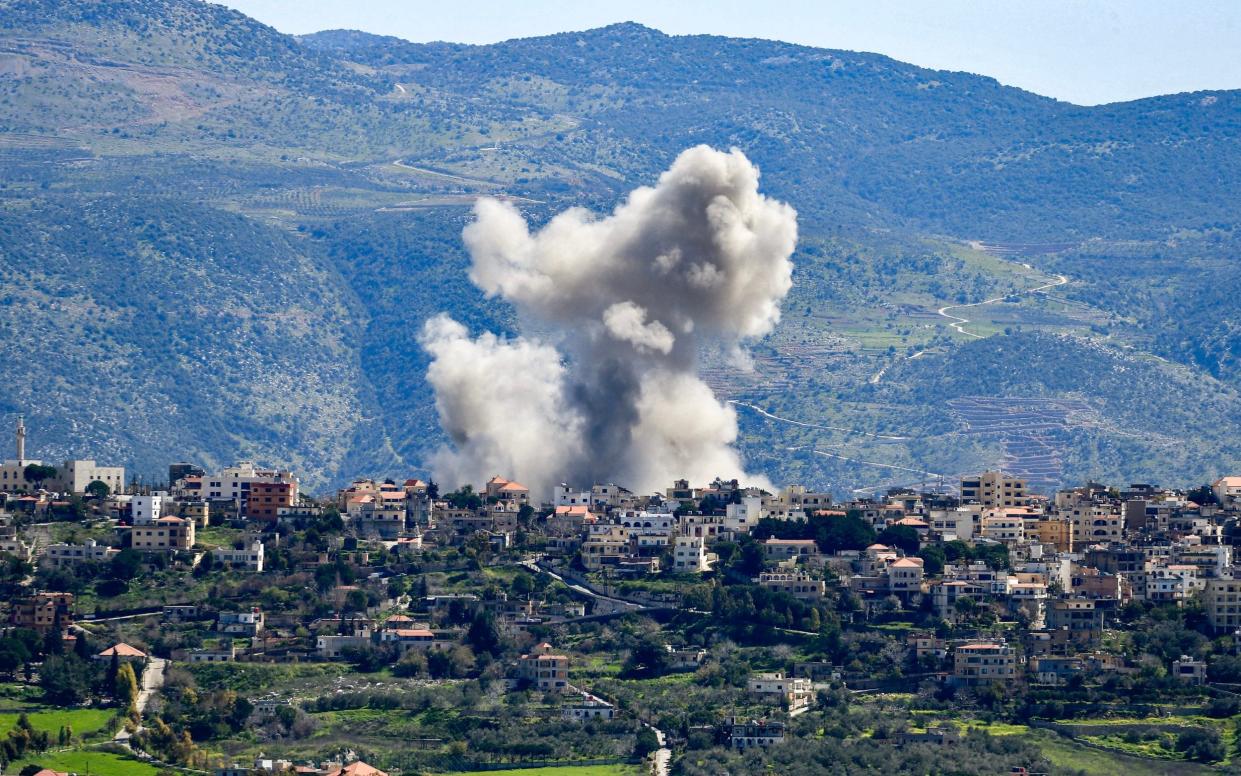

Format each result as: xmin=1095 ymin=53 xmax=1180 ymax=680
xmin=0 ymin=0 xmax=1239 ymax=492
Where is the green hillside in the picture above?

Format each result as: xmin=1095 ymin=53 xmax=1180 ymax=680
xmin=0 ymin=0 xmax=1238 ymax=492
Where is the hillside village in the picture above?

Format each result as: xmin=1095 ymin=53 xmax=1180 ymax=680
xmin=7 ymin=417 xmax=1241 ymax=774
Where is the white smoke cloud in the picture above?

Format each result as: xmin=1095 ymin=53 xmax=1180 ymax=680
xmin=602 ymin=301 xmax=675 ymax=354
xmin=423 ymin=146 xmax=797 ymax=496
xmin=419 ymin=315 xmax=583 ymax=492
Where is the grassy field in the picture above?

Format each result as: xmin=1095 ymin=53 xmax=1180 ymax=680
xmin=186 ymin=661 xmax=350 ymax=694
xmin=0 ymin=708 xmax=117 ymax=739
xmin=4 ymin=749 xmax=160 ymax=776
xmin=1024 ymin=729 xmax=1214 ymax=776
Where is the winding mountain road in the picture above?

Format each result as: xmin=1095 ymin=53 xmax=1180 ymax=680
xmin=730 ymin=401 xmax=908 ymax=440
xmin=937 ymin=272 xmax=1069 ymax=339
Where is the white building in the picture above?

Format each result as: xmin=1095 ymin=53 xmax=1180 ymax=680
xmin=202 ymin=461 xmax=299 ymax=512
xmin=43 ymin=539 xmax=119 ymax=567
xmin=52 ymin=459 xmax=126 ymax=495
xmin=725 ymin=496 xmax=764 ymax=533
xmin=748 ymin=673 xmax=814 ymax=711
xmin=131 ymin=493 xmax=165 ymax=525
xmin=672 ymin=534 xmax=716 ymax=573
xmin=212 ymin=539 xmax=265 ymax=572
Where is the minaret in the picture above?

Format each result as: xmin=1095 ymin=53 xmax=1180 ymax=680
xmin=15 ymin=415 xmax=25 ymax=464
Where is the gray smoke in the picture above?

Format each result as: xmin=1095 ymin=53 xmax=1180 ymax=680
xmin=420 ymin=146 xmax=798 ymax=496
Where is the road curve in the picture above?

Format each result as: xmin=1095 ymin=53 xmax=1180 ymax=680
xmin=937 ymin=273 xmax=1068 ymax=339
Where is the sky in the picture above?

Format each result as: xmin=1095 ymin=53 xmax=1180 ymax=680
xmin=216 ymin=0 xmax=1241 ymax=106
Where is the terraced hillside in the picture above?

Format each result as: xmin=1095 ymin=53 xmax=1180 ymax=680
xmin=0 ymin=0 xmax=1239 ymax=492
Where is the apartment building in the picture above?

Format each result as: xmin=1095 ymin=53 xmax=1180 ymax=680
xmin=756 ymin=571 xmax=827 ymax=601
xmin=516 ymin=643 xmax=569 ymax=693
xmin=748 ymin=672 xmax=814 ymax=711
xmin=212 ymin=539 xmax=265 ymax=572
xmin=131 ymin=515 xmax=194 ymax=551
xmin=952 ymin=642 xmax=1018 ymax=686
xmin=11 ymin=591 xmax=74 ymax=634
xmin=202 ymin=461 xmax=298 ymax=517
xmin=959 ymin=471 xmax=1029 ymax=508
xmin=1203 ymin=577 xmax=1241 ymax=633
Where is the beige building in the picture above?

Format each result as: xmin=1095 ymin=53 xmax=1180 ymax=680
xmin=953 ymin=642 xmax=1018 ymax=686
xmin=748 ymin=672 xmax=814 ymax=711
xmin=516 ymin=642 xmax=569 ymax=693
xmin=756 ymin=571 xmax=826 ymax=601
xmin=1203 ymin=577 xmax=1241 ymax=633
xmin=979 ymin=508 xmax=1028 ymax=544
xmin=52 ymin=459 xmax=126 ymax=495
xmin=960 ymin=471 xmax=1029 ymax=508
xmin=131 ymin=515 xmax=195 ymax=551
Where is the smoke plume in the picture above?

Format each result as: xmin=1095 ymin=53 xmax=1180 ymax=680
xmin=420 ymin=146 xmax=798 ymax=496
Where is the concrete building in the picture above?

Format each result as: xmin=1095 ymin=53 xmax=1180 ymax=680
xmin=516 ymin=642 xmax=569 ymax=693
xmin=217 ymin=608 xmax=264 ymax=636
xmin=11 ymin=592 xmax=74 ymax=634
xmin=43 ymin=539 xmax=119 ymax=567
xmin=756 ymin=571 xmax=826 ymax=601
xmin=212 ymin=539 xmax=264 ymax=572
xmin=728 ymin=718 xmax=786 ymax=750
xmin=131 ymin=493 xmax=165 ymax=525
xmin=131 ymin=515 xmax=194 ymax=551
xmin=1203 ymin=577 xmax=1241 ymax=633
xmin=672 ymin=534 xmax=716 ymax=573
xmin=202 ymin=462 xmax=298 ymax=517
xmin=960 ymin=471 xmax=1029 ymax=508
xmin=952 ymin=642 xmax=1018 ymax=686
xmin=761 ymin=538 xmax=819 ymax=562
xmin=51 ymin=459 xmax=125 ymax=495
xmin=747 ymin=672 xmax=813 ymax=711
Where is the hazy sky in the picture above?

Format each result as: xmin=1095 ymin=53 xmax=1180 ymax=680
xmin=217 ymin=0 xmax=1240 ymax=105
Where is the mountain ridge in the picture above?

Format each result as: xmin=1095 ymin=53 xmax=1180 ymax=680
xmin=0 ymin=0 xmax=1239 ymax=493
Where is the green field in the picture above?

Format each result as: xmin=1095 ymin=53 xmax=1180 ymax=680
xmin=1026 ymin=729 xmax=1214 ymax=776
xmin=0 ymin=708 xmax=117 ymax=738
xmin=4 ymin=749 xmax=160 ymax=776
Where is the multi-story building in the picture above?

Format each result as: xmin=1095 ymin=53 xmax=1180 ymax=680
xmin=952 ymin=642 xmax=1018 ymax=686
xmin=202 ymin=461 xmax=298 ymax=518
xmin=43 ymin=539 xmax=119 ymax=567
xmin=131 ymin=515 xmax=194 ymax=551
xmin=728 ymin=718 xmax=786 ymax=750
xmin=212 ymin=539 xmax=265 ymax=572
xmin=747 ymin=672 xmax=814 ymax=711
xmin=761 ymin=538 xmax=819 ymax=562
xmin=516 ymin=642 xmax=569 ymax=693
xmin=671 ymin=534 xmax=716 ymax=573
xmin=888 ymin=557 xmax=926 ymax=594
xmin=247 ymin=481 xmax=296 ymax=522
xmin=979 ymin=509 xmax=1027 ymax=544
xmin=51 ymin=459 xmax=126 ymax=495
xmin=959 ymin=471 xmax=1029 ymax=508
xmin=756 ymin=571 xmax=827 ymax=601
xmin=131 ymin=493 xmax=165 ymax=525
xmin=217 ymin=608 xmax=264 ymax=636
xmin=11 ymin=592 xmax=74 ymax=634
xmin=1047 ymin=598 xmax=1104 ymax=645
xmin=1203 ymin=576 xmax=1241 ymax=633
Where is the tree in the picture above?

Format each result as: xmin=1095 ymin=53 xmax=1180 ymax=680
xmin=466 ymin=611 xmax=502 ymax=657
xmin=917 ymin=545 xmax=946 ymax=576
xmin=623 ymin=635 xmax=671 ymax=678
xmin=115 ymin=662 xmax=139 ymax=709
xmin=85 ymin=480 xmax=110 ymax=499
xmin=22 ymin=464 xmax=57 ymax=489
xmin=634 ymin=727 xmax=661 ymax=759
xmin=109 ymin=548 xmax=142 ymax=581
xmin=876 ymin=525 xmax=920 ymax=555
xmin=39 ymin=654 xmax=93 ymax=705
